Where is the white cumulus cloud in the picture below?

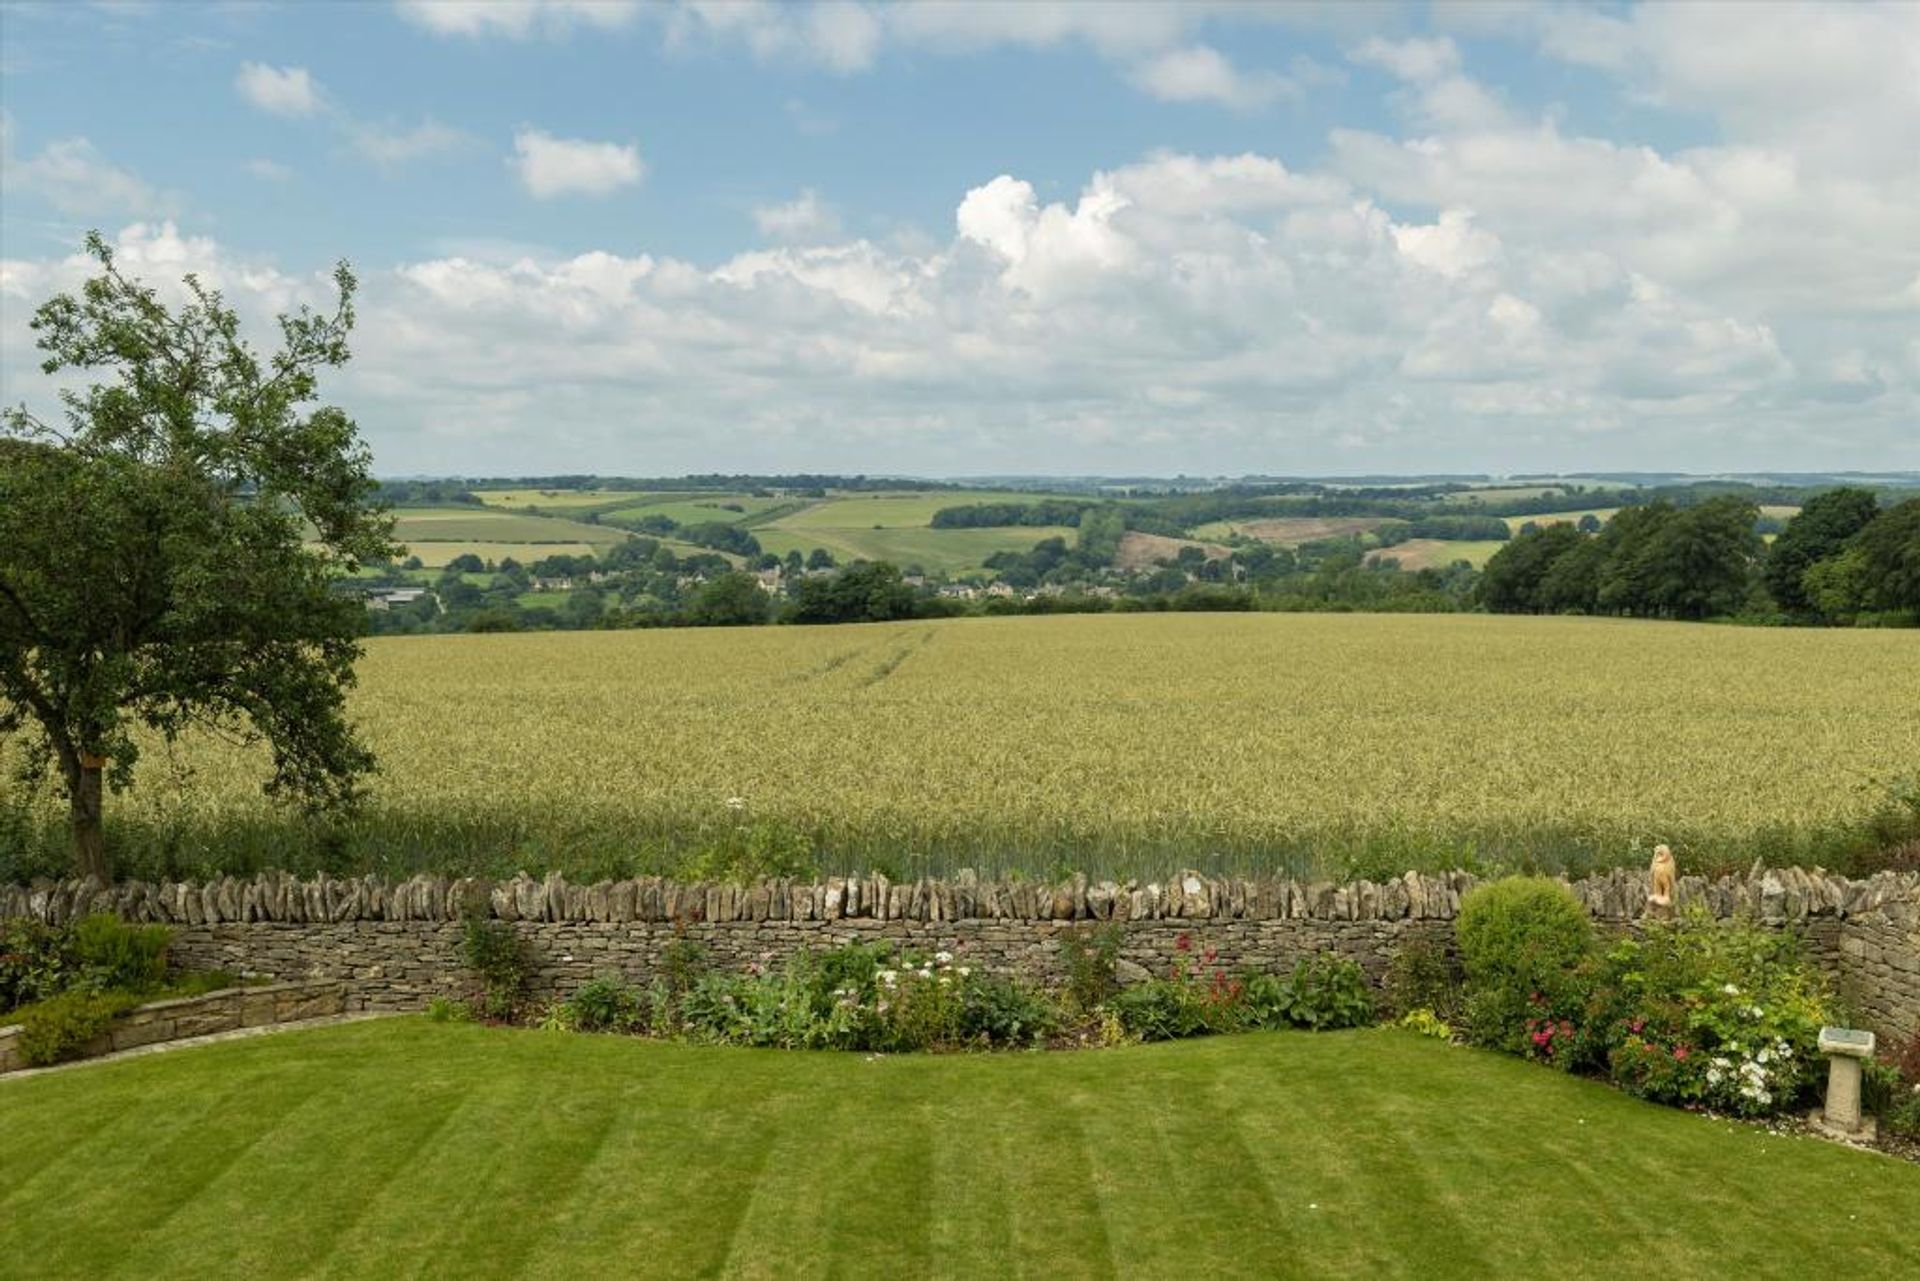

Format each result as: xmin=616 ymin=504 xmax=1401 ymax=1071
xmin=510 ymin=129 xmax=644 ymax=199
xmin=234 ymin=62 xmax=322 ymax=117
xmin=753 ymin=190 xmax=843 ymax=242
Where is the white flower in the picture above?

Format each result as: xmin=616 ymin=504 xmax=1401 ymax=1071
xmin=1722 ymin=983 xmax=1740 ymax=996
xmin=934 ymin=951 xmax=954 ymax=965
xmin=1707 ymin=1069 xmax=1724 ymax=1086
xmin=1757 ymin=1048 xmax=1771 ymax=1065
xmin=724 ymin=796 xmax=746 ymax=810
xmin=1747 ymin=1005 xmax=1764 ymax=1019
xmin=878 ymin=969 xmax=897 ymax=987
xmin=1711 ymin=1056 xmax=1731 ymax=1069
xmin=957 ymin=966 xmax=971 ymax=977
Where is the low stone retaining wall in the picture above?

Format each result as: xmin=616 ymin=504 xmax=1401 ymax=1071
xmin=4 ymin=868 xmax=1916 ymax=1037
xmin=0 ymin=979 xmax=347 ymax=1075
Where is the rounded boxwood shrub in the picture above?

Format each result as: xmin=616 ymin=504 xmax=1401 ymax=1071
xmin=1456 ymin=877 xmax=1594 ymax=1053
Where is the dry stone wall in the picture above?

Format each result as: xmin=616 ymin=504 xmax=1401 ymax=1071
xmin=4 ymin=867 xmax=1916 ymax=1037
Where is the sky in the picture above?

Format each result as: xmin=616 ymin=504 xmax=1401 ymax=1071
xmin=1 ymin=1 xmax=1916 ymax=479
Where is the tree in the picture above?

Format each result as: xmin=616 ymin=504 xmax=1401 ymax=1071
xmin=806 ymin=548 xmax=837 ymax=571
xmin=1478 ymin=524 xmax=1582 ymax=612
xmin=1763 ymin=487 xmax=1880 ymax=615
xmin=684 ymin=572 xmax=770 ymax=626
xmin=1853 ymin=497 xmax=1920 ymax=613
xmin=445 ymin=553 xmax=486 ymax=574
xmin=785 ymin=562 xmax=917 ymax=624
xmin=0 ymin=234 xmax=393 ymax=881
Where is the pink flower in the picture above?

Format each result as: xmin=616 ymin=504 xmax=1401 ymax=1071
xmin=1674 ymin=1046 xmax=1690 ymax=1061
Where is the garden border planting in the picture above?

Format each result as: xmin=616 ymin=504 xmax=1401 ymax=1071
xmin=5 ymin=867 xmax=1915 ymax=1037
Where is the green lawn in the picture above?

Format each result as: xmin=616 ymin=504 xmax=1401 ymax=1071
xmin=2 ymin=1022 xmax=1913 ymax=1279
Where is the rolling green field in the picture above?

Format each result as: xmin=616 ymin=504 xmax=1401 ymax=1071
xmin=470 ymin=488 xmax=645 ymax=508
xmin=1366 ymin=539 xmax=1506 ymax=570
xmin=2 ymin=1020 xmax=1912 ymax=1279
xmin=387 ymin=506 xmax=631 ymax=567
xmin=7 ymin=613 xmax=1916 ymax=884
xmin=602 ymin=494 xmax=795 ymax=525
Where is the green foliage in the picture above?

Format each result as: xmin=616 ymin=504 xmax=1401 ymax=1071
xmin=683 ymin=572 xmax=771 ymax=627
xmin=0 ymin=233 xmax=393 ymax=879
xmin=1269 ymin=954 xmax=1376 ymax=1031
xmin=1457 ymin=877 xmax=1595 ymax=1052
xmin=424 ymin=996 xmax=474 ymax=1024
xmin=1383 ymin=939 xmax=1460 ymax=1019
xmin=1058 ymin=924 xmax=1122 ymax=1013
xmin=1764 ymin=488 xmax=1881 ymax=615
xmin=784 ymin=561 xmax=918 ymax=624
xmin=460 ymin=919 xmax=531 ymax=1021
xmin=17 ymin=988 xmax=139 ymax=1066
xmin=955 ymin=974 xmax=1058 ymax=1047
xmin=1 ymin=917 xmax=75 ymax=1012
xmin=1481 ymin=498 xmax=1763 ymax=620
xmin=1399 ymin=1008 xmax=1454 ymax=1040
xmin=675 ymin=814 xmax=817 ymax=883
xmin=564 ymin=975 xmax=649 ymax=1034
xmin=71 ymin=914 xmax=171 ymax=991
xmin=670 ymin=943 xmax=1059 ymax=1052
xmin=1594 ymin=914 xmax=1829 ymax=1116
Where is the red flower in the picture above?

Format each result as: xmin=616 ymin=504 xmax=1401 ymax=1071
xmin=1175 ymin=934 xmax=1193 ymax=952
xmin=1674 ymin=1046 xmax=1690 ymax=1061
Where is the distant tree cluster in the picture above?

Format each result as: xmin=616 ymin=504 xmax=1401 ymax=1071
xmin=1480 ymin=490 xmax=1920 ymax=623
xmin=929 ymin=499 xmax=1096 ymax=528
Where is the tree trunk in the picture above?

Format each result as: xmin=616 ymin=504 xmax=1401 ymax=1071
xmin=70 ymin=762 xmax=109 ymax=883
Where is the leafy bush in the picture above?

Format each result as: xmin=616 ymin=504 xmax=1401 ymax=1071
xmin=72 ymin=915 xmax=172 ymax=991
xmin=1059 ymin=925 xmax=1122 ymax=1013
xmin=1384 ymin=939 xmax=1460 ymax=1020
xmin=1110 ymin=935 xmax=1249 ymax=1041
xmin=1594 ymin=914 xmax=1829 ymax=1116
xmin=957 ymin=974 xmax=1059 ymax=1047
xmin=460 ymin=919 xmax=532 ymax=1020
xmin=17 ymin=989 xmax=139 ymax=1066
xmin=565 ymin=975 xmax=649 ymax=1033
xmin=1 ymin=918 xmax=75 ymax=1012
xmin=1456 ymin=878 xmax=1594 ymax=1052
xmin=1275 ymin=954 xmax=1376 ymax=1030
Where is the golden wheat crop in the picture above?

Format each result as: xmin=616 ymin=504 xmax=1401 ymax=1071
xmin=6 ymin=614 xmax=1916 ymax=880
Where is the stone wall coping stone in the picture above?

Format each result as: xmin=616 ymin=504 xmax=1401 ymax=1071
xmin=6 ymin=866 xmax=1915 ymax=929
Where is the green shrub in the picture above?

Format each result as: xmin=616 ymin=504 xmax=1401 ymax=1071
xmin=460 ymin=919 xmax=532 ymax=1020
xmin=1111 ymin=979 xmax=1209 ymax=1042
xmin=957 ymin=974 xmax=1059 ymax=1047
xmin=1595 ymin=914 xmax=1829 ymax=1116
xmin=72 ymin=914 xmax=172 ymax=991
xmin=1240 ymin=954 xmax=1375 ymax=1032
xmin=566 ymin=975 xmax=648 ymax=1034
xmin=1 ymin=918 xmax=75 ymax=1012
xmin=1456 ymin=878 xmax=1594 ymax=1052
xmin=1059 ymin=925 xmax=1122 ymax=1013
xmin=1277 ymin=954 xmax=1375 ymax=1030
xmin=17 ymin=989 xmax=139 ymax=1066
xmin=1384 ymin=939 xmax=1460 ymax=1020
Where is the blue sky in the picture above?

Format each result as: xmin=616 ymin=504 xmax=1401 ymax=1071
xmin=2 ymin=1 xmax=1916 ymax=477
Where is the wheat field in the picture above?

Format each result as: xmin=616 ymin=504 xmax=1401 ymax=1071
xmin=5 ymin=614 xmax=1915 ymax=882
